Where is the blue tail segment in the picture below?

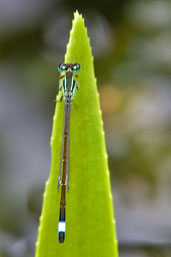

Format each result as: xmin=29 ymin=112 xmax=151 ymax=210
xmin=58 ymin=221 xmax=66 ymax=243
xmin=58 ymin=205 xmax=66 ymax=243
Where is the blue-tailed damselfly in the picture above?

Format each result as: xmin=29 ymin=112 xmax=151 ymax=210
xmin=57 ymin=63 xmax=81 ymax=243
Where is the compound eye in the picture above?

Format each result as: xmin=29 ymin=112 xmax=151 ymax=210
xmin=58 ymin=63 xmax=63 ymax=72
xmin=73 ymin=64 xmax=81 ymax=71
xmin=62 ymin=64 xmax=66 ymax=70
xmin=58 ymin=63 xmax=66 ymax=72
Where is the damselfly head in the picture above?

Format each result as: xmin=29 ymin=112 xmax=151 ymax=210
xmin=58 ymin=63 xmax=81 ymax=72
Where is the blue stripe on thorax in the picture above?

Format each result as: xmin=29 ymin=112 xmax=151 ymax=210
xmin=71 ymin=77 xmax=76 ymax=96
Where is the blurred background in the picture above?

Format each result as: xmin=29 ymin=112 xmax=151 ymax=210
xmin=0 ymin=0 xmax=171 ymax=256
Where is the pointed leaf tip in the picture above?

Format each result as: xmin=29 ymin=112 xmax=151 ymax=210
xmin=35 ymin=11 xmax=118 ymax=257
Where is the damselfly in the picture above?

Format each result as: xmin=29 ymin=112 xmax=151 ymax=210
xmin=57 ymin=63 xmax=81 ymax=243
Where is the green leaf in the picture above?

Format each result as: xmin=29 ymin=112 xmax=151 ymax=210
xmin=35 ymin=11 xmax=118 ymax=257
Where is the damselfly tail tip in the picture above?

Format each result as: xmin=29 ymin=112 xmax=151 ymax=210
xmin=58 ymin=221 xmax=66 ymax=243
xmin=58 ymin=232 xmax=65 ymax=243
